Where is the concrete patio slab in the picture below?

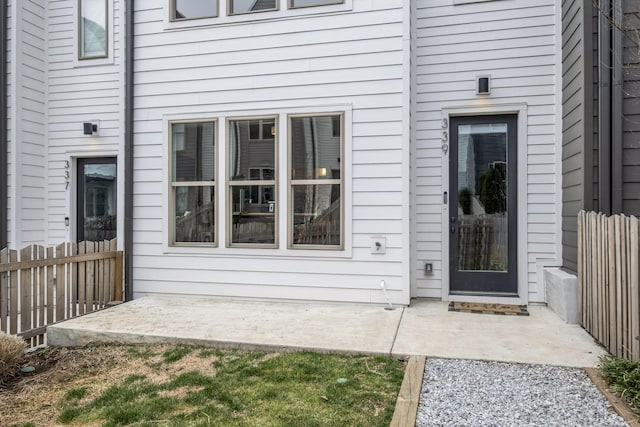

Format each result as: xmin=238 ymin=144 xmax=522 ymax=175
xmin=392 ymin=300 xmax=607 ymax=367
xmin=48 ymin=297 xmax=608 ymax=368
xmin=47 ymin=296 xmax=403 ymax=355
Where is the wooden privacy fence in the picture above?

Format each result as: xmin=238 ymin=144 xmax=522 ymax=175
xmin=0 ymin=239 xmax=123 ymax=347
xmin=578 ymin=211 xmax=640 ymax=360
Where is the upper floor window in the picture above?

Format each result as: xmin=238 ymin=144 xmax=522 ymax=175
xmin=228 ymin=0 xmax=278 ymax=15
xmin=172 ymin=0 xmax=218 ymax=20
xmin=289 ymin=0 xmax=342 ymax=8
xmin=79 ymin=0 xmax=108 ymax=59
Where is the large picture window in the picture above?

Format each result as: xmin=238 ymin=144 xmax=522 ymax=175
xmin=170 ymin=121 xmax=217 ymax=245
xmin=79 ymin=0 xmax=107 ymax=59
xmin=228 ymin=117 xmax=278 ymax=247
xmin=172 ymin=0 xmax=218 ymax=20
xmin=289 ymin=114 xmax=343 ymax=248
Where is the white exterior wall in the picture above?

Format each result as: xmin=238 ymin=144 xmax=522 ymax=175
xmin=8 ymin=0 xmax=47 ymax=248
xmin=5 ymin=0 xmax=125 ymax=250
xmin=132 ymin=0 xmax=411 ymax=304
xmin=46 ymin=0 xmax=125 ymax=247
xmin=411 ymin=0 xmax=562 ymax=303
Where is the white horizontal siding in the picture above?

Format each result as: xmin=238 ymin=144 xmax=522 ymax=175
xmin=412 ymin=0 xmax=560 ymax=302
xmin=132 ymin=0 xmax=410 ymax=304
xmin=8 ymin=0 xmax=47 ymax=247
xmin=45 ymin=0 xmax=124 ymax=244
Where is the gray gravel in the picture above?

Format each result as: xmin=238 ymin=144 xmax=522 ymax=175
xmin=416 ymin=358 xmax=628 ymax=427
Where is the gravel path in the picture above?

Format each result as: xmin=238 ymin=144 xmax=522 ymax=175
xmin=416 ymin=358 xmax=628 ymax=427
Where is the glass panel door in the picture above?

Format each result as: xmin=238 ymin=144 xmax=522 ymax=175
xmin=77 ymin=158 xmax=117 ymax=242
xmin=449 ymin=116 xmax=517 ymax=295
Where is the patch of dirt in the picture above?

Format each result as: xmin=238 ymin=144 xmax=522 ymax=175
xmin=0 ymin=344 xmax=221 ymax=427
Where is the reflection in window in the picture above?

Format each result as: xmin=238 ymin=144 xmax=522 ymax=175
xmin=171 ymin=121 xmax=216 ymax=245
xmin=290 ymin=0 xmax=342 ymax=8
xmin=82 ymin=163 xmax=116 ymax=241
xmin=229 ymin=0 xmax=278 ymax=15
xmin=457 ymin=123 xmax=508 ymax=271
xmin=290 ymin=114 xmax=343 ymax=248
xmin=79 ymin=0 xmax=107 ymax=59
xmin=228 ymin=117 xmax=277 ymax=246
xmin=173 ymin=0 xmax=218 ymax=20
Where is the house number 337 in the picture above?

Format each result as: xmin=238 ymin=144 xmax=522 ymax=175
xmin=64 ymin=160 xmax=70 ymax=190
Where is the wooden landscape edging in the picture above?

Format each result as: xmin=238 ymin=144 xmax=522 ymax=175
xmin=391 ymin=356 xmax=426 ymax=427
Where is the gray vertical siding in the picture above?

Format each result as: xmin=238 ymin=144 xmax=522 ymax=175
xmin=622 ymin=2 xmax=640 ymax=214
xmin=562 ymin=0 xmax=590 ymax=272
xmin=562 ymin=0 xmax=640 ymax=272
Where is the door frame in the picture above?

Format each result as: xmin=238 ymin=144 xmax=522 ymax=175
xmin=66 ymin=152 xmax=122 ymax=245
xmin=440 ymin=104 xmax=529 ymax=305
xmin=449 ymin=114 xmax=517 ymax=295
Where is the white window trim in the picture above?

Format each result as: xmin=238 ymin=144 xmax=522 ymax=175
xmin=169 ymin=119 xmax=219 ymax=248
xmin=74 ymin=0 xmax=115 ymax=67
xmin=163 ymin=0 xmax=351 ymax=30
xmin=160 ymin=104 xmax=353 ymax=259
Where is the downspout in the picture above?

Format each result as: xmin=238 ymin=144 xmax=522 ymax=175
xmin=583 ymin=0 xmax=594 ymax=212
xmin=0 ymin=0 xmax=7 ymax=249
xmin=598 ymin=0 xmax=625 ymax=214
xmin=124 ymin=0 xmax=134 ymax=301
xmin=611 ymin=0 xmax=624 ymax=213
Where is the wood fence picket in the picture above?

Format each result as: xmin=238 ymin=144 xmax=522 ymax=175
xmin=579 ymin=211 xmax=640 ymax=360
xmin=0 ymin=239 xmax=123 ymax=348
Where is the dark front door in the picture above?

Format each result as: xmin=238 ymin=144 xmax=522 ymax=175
xmin=77 ymin=158 xmax=117 ymax=242
xmin=449 ymin=115 xmax=517 ymax=295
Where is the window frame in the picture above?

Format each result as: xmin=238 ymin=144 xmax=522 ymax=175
xmin=227 ymin=0 xmax=279 ymax=16
xmin=169 ymin=119 xmax=219 ymax=247
xmin=78 ymin=0 xmax=109 ymax=60
xmin=226 ymin=115 xmax=280 ymax=249
xmin=287 ymin=112 xmax=344 ymax=250
xmin=288 ymin=0 xmax=343 ymax=9
xmin=170 ymin=0 xmax=219 ymax=21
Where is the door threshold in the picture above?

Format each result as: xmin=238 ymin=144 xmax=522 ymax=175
xmin=448 ymin=293 xmax=524 ymax=306
xmin=450 ymin=291 xmax=519 ymax=298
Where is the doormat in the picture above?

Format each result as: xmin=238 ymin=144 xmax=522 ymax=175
xmin=448 ymin=301 xmax=529 ymax=316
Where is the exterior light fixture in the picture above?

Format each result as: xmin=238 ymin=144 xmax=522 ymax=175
xmin=476 ymin=76 xmax=491 ymax=95
xmin=83 ymin=122 xmax=98 ymax=135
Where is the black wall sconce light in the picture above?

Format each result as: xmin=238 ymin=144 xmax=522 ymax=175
xmin=83 ymin=122 xmax=99 ymax=135
xmin=476 ymin=76 xmax=491 ymax=95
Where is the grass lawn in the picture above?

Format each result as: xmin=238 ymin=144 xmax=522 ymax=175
xmin=0 ymin=344 xmax=406 ymax=426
